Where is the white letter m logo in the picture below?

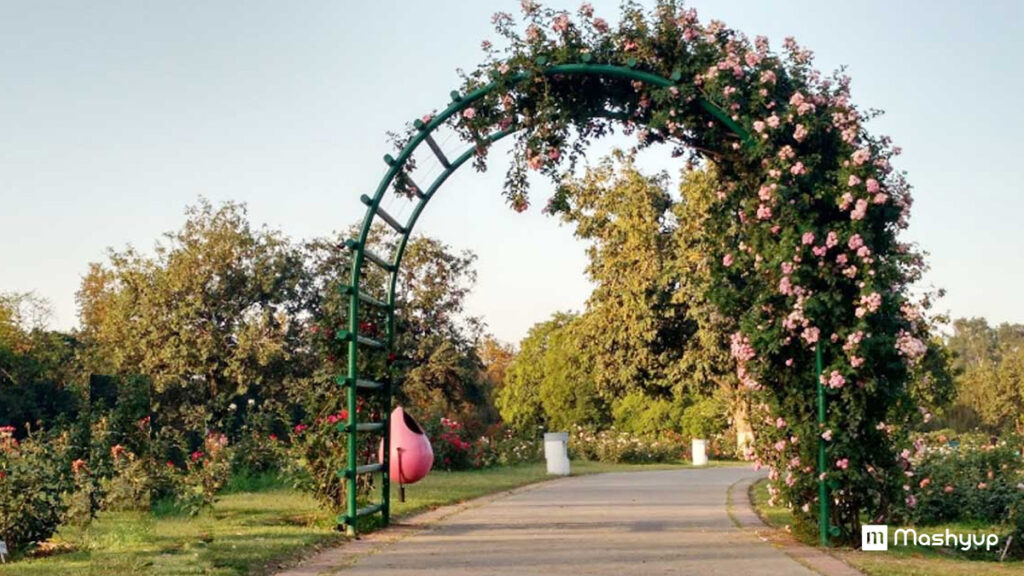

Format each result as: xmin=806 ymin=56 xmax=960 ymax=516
xmin=861 ymin=524 xmax=888 ymax=551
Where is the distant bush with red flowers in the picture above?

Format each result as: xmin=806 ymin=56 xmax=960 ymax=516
xmin=99 ymin=444 xmax=151 ymax=512
xmin=177 ymin=432 xmax=232 ymax=516
xmin=431 ymin=417 xmax=474 ymax=470
xmin=0 ymin=425 xmax=73 ymax=552
xmin=426 ymin=418 xmax=542 ymax=471
xmin=284 ymin=399 xmax=378 ymax=512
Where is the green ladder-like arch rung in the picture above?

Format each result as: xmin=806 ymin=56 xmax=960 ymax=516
xmin=338 ymin=285 xmax=391 ymax=310
xmin=336 ymin=376 xmax=387 ymax=391
xmin=343 ymin=462 xmax=385 ymax=477
xmin=335 ymin=330 xmax=386 ymax=350
xmin=339 ymin=502 xmax=384 ymax=527
xmin=336 ymin=422 xmax=386 ymax=433
xmin=359 ymin=195 xmax=408 ymax=235
xmin=343 ymin=239 xmax=395 ymax=273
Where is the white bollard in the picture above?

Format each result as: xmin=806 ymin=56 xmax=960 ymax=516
xmin=691 ymin=438 xmax=708 ymax=467
xmin=544 ymin=432 xmax=571 ymax=475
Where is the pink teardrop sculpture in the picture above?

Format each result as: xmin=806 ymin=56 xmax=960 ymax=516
xmin=378 ymin=406 xmax=433 ymax=484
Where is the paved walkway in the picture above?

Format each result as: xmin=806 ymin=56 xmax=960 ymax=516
xmin=330 ymin=467 xmax=818 ymax=575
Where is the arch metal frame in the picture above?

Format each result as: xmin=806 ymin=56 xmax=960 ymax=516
xmin=336 ymin=60 xmax=769 ymax=536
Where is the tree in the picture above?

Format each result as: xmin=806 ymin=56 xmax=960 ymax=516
xmin=301 ymin=223 xmax=496 ymax=432
xmin=944 ymin=318 xmax=1024 ymax=434
xmin=77 ymin=199 xmax=309 ymax=433
xmin=552 ymin=151 xmax=684 ymax=401
xmin=498 ymin=312 xmax=604 ymax=433
xmin=0 ymin=292 xmax=81 ymax=435
xmin=477 ymin=336 xmax=516 ymax=423
xmin=550 ymin=153 xmax=737 ymax=439
xmin=948 ymin=318 xmax=1000 ymax=373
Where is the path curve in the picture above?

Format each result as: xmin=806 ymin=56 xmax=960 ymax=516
xmin=333 ymin=466 xmax=816 ymax=575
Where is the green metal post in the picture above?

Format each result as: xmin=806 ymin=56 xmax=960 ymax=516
xmin=346 ymin=284 xmax=359 ymax=536
xmin=816 ymin=340 xmax=829 ymax=547
xmin=381 ymin=306 xmax=395 ymax=525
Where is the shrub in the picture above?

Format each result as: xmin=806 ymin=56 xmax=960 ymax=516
xmin=907 ymin=433 xmax=1024 ymax=526
xmin=569 ymin=426 xmax=682 ymax=464
xmin=1007 ymin=497 xmax=1024 ymax=560
xmin=429 ymin=417 xmax=475 ymax=471
xmin=229 ymin=399 xmax=289 ymax=476
xmin=483 ymin=424 xmax=542 ymax=466
xmin=177 ymin=432 xmax=232 ymax=516
xmin=285 ymin=409 xmax=376 ymax=512
xmin=150 ymin=458 xmax=185 ymax=507
xmin=63 ymin=458 xmax=94 ymax=527
xmin=0 ymin=426 xmax=72 ymax=551
xmin=99 ymin=444 xmax=151 ymax=512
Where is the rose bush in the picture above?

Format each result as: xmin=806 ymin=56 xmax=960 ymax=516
xmin=99 ymin=444 xmax=151 ymax=512
xmin=570 ymin=425 xmax=682 ymax=463
xmin=177 ymin=432 xmax=233 ymax=516
xmin=482 ymin=424 xmax=543 ymax=466
xmin=429 ymin=417 xmax=475 ymax=471
xmin=229 ymin=399 xmax=289 ymax=476
xmin=0 ymin=426 xmax=72 ymax=552
xmin=285 ymin=405 xmax=378 ymax=512
xmin=426 ymin=418 xmax=542 ymax=471
xmin=905 ymin=433 xmax=1023 ymax=526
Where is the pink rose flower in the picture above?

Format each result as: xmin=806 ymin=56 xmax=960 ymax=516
xmin=824 ymin=370 xmax=846 ymax=389
xmin=851 ymin=198 xmax=868 ymax=220
xmin=552 ymin=14 xmax=570 ymax=33
xmin=825 ymin=231 xmax=839 ymax=248
xmin=851 ymin=148 xmax=870 ymax=165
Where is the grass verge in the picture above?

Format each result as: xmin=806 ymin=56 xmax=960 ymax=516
xmin=748 ymin=478 xmax=1023 ymax=576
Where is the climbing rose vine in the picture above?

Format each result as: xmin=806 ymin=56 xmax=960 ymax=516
xmin=384 ymin=0 xmax=939 ymax=542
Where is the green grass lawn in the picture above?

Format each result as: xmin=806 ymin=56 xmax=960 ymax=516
xmin=749 ymin=479 xmax=1024 ymax=576
xmin=0 ymin=460 xmax=699 ymax=576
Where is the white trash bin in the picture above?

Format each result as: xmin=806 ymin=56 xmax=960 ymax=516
xmin=544 ymin=432 xmax=570 ymax=475
xmin=691 ymin=438 xmax=708 ymax=467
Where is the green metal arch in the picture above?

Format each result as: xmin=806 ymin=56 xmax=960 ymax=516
xmin=338 ymin=62 xmax=748 ymax=535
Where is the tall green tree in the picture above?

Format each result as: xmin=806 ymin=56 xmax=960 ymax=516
xmin=0 ymin=293 xmax=81 ymax=434
xmin=547 ymin=152 xmax=736 ymax=437
xmin=300 ymin=223 xmax=495 ymax=430
xmin=551 ymin=150 xmax=687 ymax=400
xmin=497 ymin=312 xmax=604 ymax=433
xmin=77 ymin=199 xmax=308 ymax=432
xmin=944 ymin=317 xmax=1024 ymax=434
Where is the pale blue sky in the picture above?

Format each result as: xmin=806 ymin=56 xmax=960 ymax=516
xmin=1 ymin=1 xmax=1022 ymax=343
